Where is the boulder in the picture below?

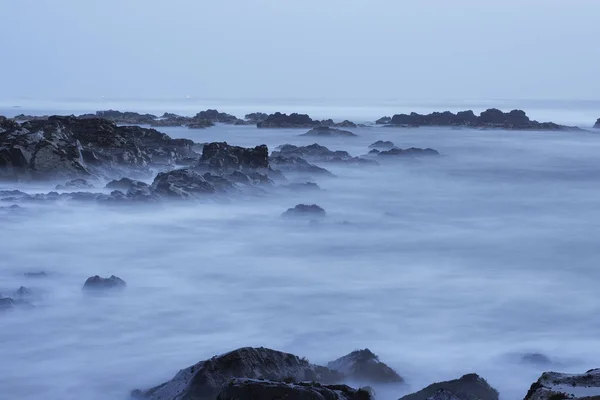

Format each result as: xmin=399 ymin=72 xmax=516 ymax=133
xmin=132 ymin=347 xmax=343 ymax=400
xmin=327 ymin=349 xmax=403 ymax=383
xmin=82 ymin=275 xmax=126 ymax=291
xmin=199 ymin=142 xmax=269 ymax=173
xmin=399 ymin=374 xmax=499 ymax=400
xmin=523 ymin=369 xmax=600 ymax=400
xmin=0 ymin=115 xmax=21 ymax=132
xmin=150 ymin=114 xmax=192 ymax=127
xmin=282 ymin=204 xmax=326 ymax=218
xmin=216 ymin=379 xmax=373 ymax=400
xmin=376 ymin=116 xmax=392 ymax=125
xmin=257 ymin=112 xmax=318 ymax=128
xmin=55 ymin=178 xmax=94 ymax=190
xmin=334 ymin=120 xmax=358 ymax=128
xmin=369 ymin=140 xmax=395 ymax=150
xmin=594 ymin=118 xmax=600 ymax=129
xmin=378 ymin=147 xmax=440 ymax=157
xmin=300 ymin=127 xmax=358 ymax=137
xmin=187 ymin=118 xmax=215 ymax=129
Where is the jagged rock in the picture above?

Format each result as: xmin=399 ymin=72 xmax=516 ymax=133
xmin=105 ymin=177 xmax=149 ymax=192
xmin=301 ymin=126 xmax=358 ymax=137
xmin=82 ymin=275 xmax=126 ymax=291
xmin=273 ymin=144 xmax=375 ymax=165
xmin=56 ymin=178 xmax=94 ymax=190
xmin=270 ymin=155 xmax=334 ymax=177
xmin=151 ymin=169 xmax=217 ymax=198
xmin=282 ymin=204 xmax=326 ymax=218
xmin=187 ymin=118 xmax=215 ymax=129
xmin=376 ymin=116 xmax=392 ymax=125
xmin=199 ymin=142 xmax=269 ymax=173
xmin=378 ymin=147 xmax=440 ymax=157
xmin=79 ymin=110 xmax=157 ymax=125
xmin=257 ymin=112 xmax=318 ymax=128
xmin=399 ymin=374 xmax=499 ymax=400
xmin=594 ymin=118 xmax=600 ymax=129
xmin=244 ymin=112 xmax=269 ymax=123
xmin=24 ymin=271 xmax=47 ymax=278
xmin=216 ymin=379 xmax=373 ymax=400
xmin=369 ymin=140 xmax=395 ymax=150
xmin=426 ymin=389 xmax=462 ymax=400
xmin=334 ymin=120 xmax=358 ymax=128
xmin=519 ymin=353 xmax=552 ymax=366
xmin=0 ymin=116 xmax=21 ymax=132
xmin=11 ymin=114 xmax=48 ymax=122
xmin=523 ymin=369 xmax=600 ymax=400
xmin=192 ymin=109 xmax=243 ymax=125
xmin=150 ymin=114 xmax=192 ymax=127
xmin=328 ymin=349 xmax=403 ymax=383
xmin=132 ymin=347 xmax=343 ymax=400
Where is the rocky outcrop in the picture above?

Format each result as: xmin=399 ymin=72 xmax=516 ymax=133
xmin=132 ymin=347 xmax=343 ymax=400
xmin=376 ymin=116 xmax=392 ymax=125
xmin=216 ymin=379 xmax=373 ymax=400
xmin=386 ymin=109 xmax=578 ymax=131
xmin=282 ymin=204 xmax=326 ymax=218
xmin=594 ymin=118 xmax=600 ymax=129
xmin=425 ymin=389 xmax=463 ymax=400
xmin=377 ymin=147 xmax=440 ymax=157
xmin=199 ymin=142 xmax=269 ymax=173
xmin=523 ymin=369 xmax=600 ymax=400
xmin=79 ymin=110 xmax=157 ymax=125
xmin=82 ymin=275 xmax=126 ymax=291
xmin=151 ymin=169 xmax=219 ymax=198
xmin=283 ymin=182 xmax=321 ymax=191
xmin=56 ymin=178 xmax=94 ymax=190
xmin=0 ymin=116 xmax=21 ymax=133
xmin=301 ymin=127 xmax=358 ymax=137
xmin=245 ymin=112 xmax=269 ymax=123
xmin=187 ymin=118 xmax=215 ymax=129
xmin=257 ymin=112 xmax=319 ymax=128
xmin=369 ymin=140 xmax=395 ymax=150
xmin=194 ymin=109 xmax=241 ymax=124
xmin=272 ymin=144 xmax=376 ymax=165
xmin=150 ymin=114 xmax=192 ymax=127
xmin=0 ymin=297 xmax=34 ymax=310
xmin=319 ymin=119 xmax=359 ymax=128
xmin=270 ymin=155 xmax=334 ymax=177
xmin=327 ymin=349 xmax=403 ymax=383
xmin=399 ymin=374 xmax=499 ymax=400
xmin=105 ymin=177 xmax=147 ymax=191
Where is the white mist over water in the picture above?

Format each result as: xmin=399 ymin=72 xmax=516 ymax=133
xmin=2 ymin=104 xmax=600 ymax=400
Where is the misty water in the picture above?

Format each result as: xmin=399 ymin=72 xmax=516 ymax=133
xmin=2 ymin=104 xmax=600 ymax=400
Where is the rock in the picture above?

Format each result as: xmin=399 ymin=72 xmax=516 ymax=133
xmin=0 ymin=116 xmax=22 ymax=132
xmin=151 ymin=169 xmax=217 ymax=199
xmin=257 ymin=112 xmax=318 ymax=128
xmin=193 ymin=109 xmax=241 ymax=124
xmin=523 ymin=369 xmax=600 ymax=400
xmin=0 ymin=297 xmax=34 ymax=310
xmin=426 ymin=389 xmax=463 ymax=400
xmin=376 ymin=116 xmax=392 ymax=125
xmin=300 ymin=126 xmax=358 ymax=137
xmin=187 ymin=118 xmax=215 ymax=129
xmin=335 ymin=120 xmax=358 ymax=128
xmin=245 ymin=112 xmax=269 ymax=123
xmin=132 ymin=347 xmax=343 ymax=400
xmin=369 ymin=140 xmax=395 ymax=150
xmin=105 ymin=177 xmax=149 ymax=192
xmin=13 ymin=286 xmax=33 ymax=299
xmin=199 ymin=142 xmax=269 ymax=173
xmin=55 ymin=178 xmax=94 ymax=190
xmin=272 ymin=144 xmax=376 ymax=165
xmin=80 ymin=110 xmax=157 ymax=125
xmin=594 ymin=118 xmax=600 ymax=129
xmin=378 ymin=147 xmax=440 ymax=157
xmin=270 ymin=155 xmax=334 ymax=177
xmin=519 ymin=353 xmax=552 ymax=366
xmin=150 ymin=114 xmax=192 ymax=127
xmin=399 ymin=373 xmax=499 ymax=400
xmin=327 ymin=349 xmax=403 ymax=383
xmin=387 ymin=109 xmax=578 ymax=131
xmin=284 ymin=182 xmax=321 ymax=191
xmin=216 ymin=379 xmax=373 ymax=400
xmin=82 ymin=275 xmax=126 ymax=291
xmin=282 ymin=204 xmax=326 ymax=218
xmin=24 ymin=271 xmax=47 ymax=278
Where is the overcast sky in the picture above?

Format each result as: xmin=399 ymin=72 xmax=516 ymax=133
xmin=1 ymin=0 xmax=599 ymax=102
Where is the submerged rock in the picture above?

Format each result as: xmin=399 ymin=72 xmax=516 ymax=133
xmin=282 ymin=204 xmax=326 ymax=218
xmin=132 ymin=347 xmax=343 ymax=400
xmin=82 ymin=275 xmax=126 ymax=291
xmin=399 ymin=373 xmax=499 ymax=400
xmin=369 ymin=140 xmax=395 ymax=150
xmin=55 ymin=178 xmax=94 ymax=190
xmin=523 ymin=369 xmax=600 ymax=400
xmin=300 ymin=126 xmax=358 ymax=137
xmin=328 ymin=349 xmax=403 ymax=383
xmin=24 ymin=271 xmax=47 ymax=278
xmin=216 ymin=379 xmax=373 ymax=400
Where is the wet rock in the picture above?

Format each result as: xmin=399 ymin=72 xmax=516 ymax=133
xmin=245 ymin=112 xmax=269 ymax=123
xmin=282 ymin=204 xmax=326 ymax=218
xmin=187 ymin=118 xmax=215 ymax=129
xmin=150 ymin=114 xmax=192 ymax=127
xmin=82 ymin=275 xmax=126 ymax=291
xmin=216 ymin=379 xmax=373 ymax=400
xmin=24 ymin=271 xmax=47 ymax=278
xmin=199 ymin=142 xmax=269 ymax=173
xmin=328 ymin=349 xmax=403 ymax=383
xmin=151 ymin=169 xmax=217 ymax=199
xmin=273 ymin=144 xmax=376 ymax=165
xmin=523 ymin=369 xmax=600 ymax=400
xmin=257 ymin=112 xmax=318 ymax=128
xmin=378 ymin=147 xmax=440 ymax=157
xmin=519 ymin=353 xmax=552 ymax=366
xmin=132 ymin=347 xmax=343 ymax=400
xmin=376 ymin=116 xmax=392 ymax=125
xmin=334 ymin=120 xmax=358 ymax=128
xmin=301 ymin=126 xmax=358 ymax=137
xmin=399 ymin=373 xmax=499 ymax=400
xmin=594 ymin=118 xmax=600 ymax=129
xmin=0 ymin=115 xmax=21 ymax=132
xmin=56 ymin=178 xmax=94 ymax=190
xmin=369 ymin=140 xmax=395 ymax=150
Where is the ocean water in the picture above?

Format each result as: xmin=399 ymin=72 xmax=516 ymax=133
xmin=1 ymin=101 xmax=600 ymax=400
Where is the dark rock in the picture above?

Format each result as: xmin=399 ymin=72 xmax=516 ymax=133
xmin=216 ymin=379 xmax=373 ymax=400
xmin=399 ymin=373 xmax=499 ymax=400
xmin=378 ymin=147 xmax=440 ymax=157
xmin=273 ymin=144 xmax=376 ymax=165
xmin=257 ymin=112 xmax=318 ymax=128
xmin=282 ymin=204 xmax=326 ymax=218
xmin=301 ymin=126 xmax=358 ymax=137
xmin=105 ymin=177 xmax=149 ymax=192
xmin=150 ymin=114 xmax=192 ymax=127
xmin=245 ymin=112 xmax=269 ymax=123
xmin=24 ymin=271 xmax=47 ymax=278
xmin=284 ymin=182 xmax=321 ymax=191
xmin=425 ymin=389 xmax=463 ymax=400
xmin=82 ymin=275 xmax=126 ymax=291
xmin=270 ymin=155 xmax=334 ymax=177
xmin=368 ymin=149 xmax=381 ymax=155
xmin=199 ymin=142 xmax=269 ymax=173
xmin=56 ymin=178 xmax=94 ymax=190
xmin=187 ymin=118 xmax=215 ymax=129
xmin=0 ymin=115 xmax=21 ymax=132
xmin=523 ymin=369 xmax=600 ymax=400
xmin=334 ymin=120 xmax=358 ymax=128
xmin=80 ymin=110 xmax=157 ymax=125
xmin=132 ymin=347 xmax=343 ymax=400
xmin=376 ymin=116 xmax=392 ymax=125
xmin=594 ymin=118 xmax=600 ymax=129
xmin=0 ymin=297 xmax=34 ymax=310
xmin=369 ymin=140 xmax=395 ymax=150
xmin=328 ymin=349 xmax=403 ymax=383
xmin=519 ymin=353 xmax=552 ymax=366
xmin=194 ymin=109 xmax=238 ymax=124
xmin=151 ymin=169 xmax=217 ymax=199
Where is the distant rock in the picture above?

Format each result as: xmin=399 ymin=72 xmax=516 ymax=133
xmin=82 ymin=275 xmax=126 ymax=291
xmin=594 ymin=118 xmax=600 ymax=128
xmin=376 ymin=116 xmax=392 ymax=125
xmin=378 ymin=147 xmax=440 ymax=157
xmin=216 ymin=379 xmax=373 ymax=400
xmin=132 ymin=347 xmax=343 ymax=400
xmin=187 ymin=118 xmax=215 ymax=129
xmin=425 ymin=389 xmax=463 ymax=400
xmin=301 ymin=126 xmax=358 ymax=137
xmin=0 ymin=115 xmax=21 ymax=133
xmin=270 ymin=155 xmax=334 ymax=177
xmin=273 ymin=144 xmax=377 ymax=165
xmin=56 ymin=178 xmax=94 ymax=190
xmin=328 ymin=349 xmax=403 ymax=383
xmin=193 ymin=109 xmax=241 ymax=124
xmin=257 ymin=112 xmax=318 ymax=128
xmin=282 ymin=204 xmax=326 ymax=218
xmin=11 ymin=114 xmax=49 ymax=122
xmin=369 ymin=140 xmax=395 ymax=150
xmin=245 ymin=112 xmax=269 ymax=123
xmin=105 ymin=177 xmax=148 ymax=192
xmin=334 ymin=120 xmax=358 ymax=128
xmin=150 ymin=114 xmax=192 ymax=127
xmin=0 ymin=297 xmax=34 ymax=310
xmin=79 ymin=110 xmax=157 ymax=125
xmin=523 ymin=369 xmax=600 ymax=400
xmin=284 ymin=182 xmax=321 ymax=191
xmin=519 ymin=353 xmax=552 ymax=366
xmin=13 ymin=286 xmax=33 ymax=300
xmin=24 ymin=271 xmax=47 ymax=278
xmin=399 ymin=373 xmax=499 ymax=400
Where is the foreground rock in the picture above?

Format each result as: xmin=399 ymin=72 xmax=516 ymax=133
xmin=400 ymin=374 xmax=499 ymax=400
xmin=369 ymin=140 xmax=395 ymax=150
xmin=132 ymin=347 xmax=343 ymax=400
xmin=594 ymin=118 xmax=600 ymax=129
xmin=385 ymin=109 xmax=579 ymax=131
xmin=328 ymin=349 xmax=403 ymax=383
xmin=523 ymin=369 xmax=600 ymax=400
xmin=282 ymin=204 xmax=326 ymax=218
xmin=273 ymin=144 xmax=376 ymax=165
xmin=217 ymin=379 xmax=373 ymax=400
xmin=301 ymin=126 xmax=358 ymax=137
xmin=82 ymin=275 xmax=126 ymax=291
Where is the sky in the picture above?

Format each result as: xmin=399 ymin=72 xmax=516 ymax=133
xmin=1 ymin=0 xmax=599 ymax=102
